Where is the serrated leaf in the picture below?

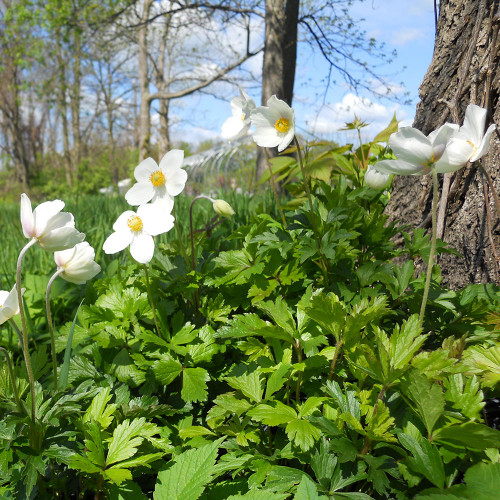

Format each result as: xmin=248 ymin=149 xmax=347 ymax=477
xmin=286 ymin=419 xmax=322 ymax=451
xmin=104 ymin=468 xmax=132 ymax=485
xmin=389 ymin=315 xmax=427 ymax=369
xmin=434 ymin=422 xmax=500 ymax=450
xmin=152 ymin=357 xmax=183 ymax=386
xmin=305 ymin=292 xmax=346 ymax=341
xmin=108 ymin=481 xmax=149 ymax=500
xmin=153 ymin=438 xmax=223 ymax=500
xmin=399 ymin=432 xmax=445 ymax=489
xmin=443 ymin=374 xmax=484 ymax=419
xmin=225 ymin=367 xmax=263 ymax=403
xmin=463 ymin=462 xmax=500 ymax=498
xmin=266 ymin=363 xmax=292 ymax=399
xmin=83 ymin=387 xmax=116 ymax=429
xmin=106 ymin=418 xmax=157 ymax=467
xmin=403 ymin=370 xmax=444 ymax=437
xmin=247 ymin=402 xmax=297 ymax=425
xmin=294 ymin=474 xmax=320 ymax=500
xmin=217 ymin=314 xmax=294 ymax=343
xmin=373 ymin=113 xmax=398 ymax=143
xmin=182 ymin=368 xmax=209 ymax=403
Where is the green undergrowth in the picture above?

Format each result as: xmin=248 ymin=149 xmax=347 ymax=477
xmin=0 ymin=140 xmax=499 ymax=498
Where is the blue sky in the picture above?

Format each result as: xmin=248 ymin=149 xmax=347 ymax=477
xmin=169 ymin=0 xmax=436 ymax=146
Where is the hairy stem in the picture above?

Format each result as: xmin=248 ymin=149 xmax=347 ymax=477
xmin=46 ymin=267 xmax=64 ymax=392
xmin=328 ymin=339 xmax=343 ymax=380
xmin=419 ymin=167 xmax=439 ymax=326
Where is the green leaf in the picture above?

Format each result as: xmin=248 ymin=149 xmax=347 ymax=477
xmin=217 ymin=314 xmax=294 ymax=343
xmin=248 ymin=402 xmax=297 ymax=425
xmin=182 ymin=368 xmax=209 ymax=403
xmin=108 ymin=481 xmax=149 ymax=500
xmin=59 ymin=299 xmax=84 ymax=389
xmin=399 ymin=433 xmax=445 ymax=489
xmin=286 ymin=419 xmax=322 ymax=451
xmin=152 ymin=357 xmax=183 ymax=386
xmin=443 ymin=374 xmax=484 ymax=419
xmin=83 ymin=387 xmax=116 ymax=429
xmin=403 ymin=369 xmax=444 ymax=436
xmin=294 ymin=475 xmax=320 ymax=500
xmin=225 ymin=366 xmax=263 ymax=403
xmin=258 ymin=297 xmax=297 ymax=338
xmin=104 ymin=468 xmax=133 ymax=485
xmin=389 ymin=315 xmax=427 ymax=369
xmin=266 ymin=363 xmax=292 ymax=398
xmin=106 ymin=418 xmax=157 ymax=467
xmin=463 ymin=462 xmax=500 ymax=498
xmin=304 ymin=292 xmax=346 ymax=341
xmin=153 ymin=438 xmax=224 ymax=500
xmin=373 ymin=113 xmax=398 ymax=143
xmin=433 ymin=422 xmax=500 ymax=450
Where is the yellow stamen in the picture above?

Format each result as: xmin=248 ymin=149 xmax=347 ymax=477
xmin=127 ymin=215 xmax=143 ymax=232
xmin=150 ymin=170 xmax=166 ymax=187
xmin=241 ymin=113 xmax=246 ymax=121
xmin=275 ymin=117 xmax=290 ymax=133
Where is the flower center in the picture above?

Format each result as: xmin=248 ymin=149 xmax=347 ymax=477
xmin=150 ymin=170 xmax=166 ymax=187
xmin=275 ymin=118 xmax=290 ymax=133
xmin=127 ymin=215 xmax=143 ymax=232
xmin=241 ymin=113 xmax=246 ymax=121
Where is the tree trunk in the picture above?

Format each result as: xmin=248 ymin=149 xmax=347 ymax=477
xmin=256 ymin=0 xmax=299 ymax=182
xmin=138 ymin=0 xmax=153 ymax=162
xmin=385 ymin=0 xmax=500 ymax=288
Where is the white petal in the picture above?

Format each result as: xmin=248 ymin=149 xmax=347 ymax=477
xmin=54 ymin=245 xmax=77 ymax=267
xmin=462 ymin=104 xmax=487 ymax=145
xmin=134 ymin=158 xmax=159 ymax=183
xmin=3 ymin=285 xmax=20 ymax=314
xmin=151 ymin=193 xmax=174 ymax=213
xmin=221 ymin=116 xmax=246 ymax=139
xmin=61 ymin=261 xmax=101 ymax=284
xmin=103 ymin=230 xmax=133 ymax=254
xmin=253 ymin=130 xmax=280 ymax=148
xmin=130 ymin=233 xmax=155 ymax=264
xmin=125 ymin=182 xmax=155 ymax=206
xmin=0 ymin=290 xmax=10 ymax=306
xmin=365 ymin=166 xmax=391 ymax=188
xmin=435 ymin=137 xmax=473 ymax=172
xmin=42 ymin=212 xmax=74 ymax=236
xmin=38 ymin=227 xmax=85 ymax=252
xmin=471 ymin=123 xmax=496 ymax=161
xmin=32 ymin=199 xmax=65 ymax=237
xmin=278 ymin=130 xmax=295 ymax=152
xmin=375 ymin=159 xmax=428 ymax=176
xmin=113 ymin=211 xmax=136 ymax=232
xmin=159 ymin=149 xmax=184 ymax=173
xmin=165 ymin=168 xmax=188 ymax=197
xmin=138 ymin=204 xmax=175 ymax=236
xmin=390 ymin=127 xmax=432 ymax=165
xmin=430 ymin=123 xmax=460 ymax=160
xmin=20 ymin=193 xmax=34 ymax=238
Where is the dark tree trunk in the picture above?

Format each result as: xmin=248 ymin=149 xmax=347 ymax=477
xmin=385 ymin=0 xmax=500 ymax=288
xmin=256 ymin=0 xmax=299 ymax=182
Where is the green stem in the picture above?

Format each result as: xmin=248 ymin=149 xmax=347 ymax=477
xmin=172 ymin=206 xmax=189 ymax=266
xmin=46 ymin=268 xmax=64 ymax=392
xmin=419 ymin=167 xmax=439 ymax=326
xmin=328 ymin=339 xmax=343 ymax=380
xmin=144 ymin=265 xmax=161 ymax=338
xmin=264 ymin=148 xmax=286 ymax=226
xmin=189 ymin=194 xmax=214 ymax=271
xmin=16 ymin=238 xmax=37 ymax=431
xmin=295 ymin=341 xmax=303 ymax=403
xmin=0 ymin=347 xmax=23 ymax=413
xmin=294 ymin=136 xmax=330 ymax=286
xmin=9 ymin=318 xmax=23 ymax=346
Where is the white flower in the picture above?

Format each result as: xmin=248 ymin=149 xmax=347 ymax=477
xmin=103 ymin=204 xmax=174 ymax=264
xmin=20 ymin=193 xmax=85 ymax=251
xmin=0 ymin=285 xmax=24 ymax=326
xmin=221 ymin=87 xmax=256 ymax=140
xmin=250 ymin=95 xmax=295 ymax=152
xmin=213 ymin=199 xmax=235 ymax=217
xmin=125 ymin=150 xmax=187 ymax=210
xmin=375 ymin=123 xmax=459 ymax=176
xmin=365 ymin=165 xmax=390 ymax=189
xmin=435 ymin=104 xmax=497 ymax=172
xmin=54 ymin=242 xmax=101 ymax=284
xmin=117 ymin=178 xmax=132 ymax=195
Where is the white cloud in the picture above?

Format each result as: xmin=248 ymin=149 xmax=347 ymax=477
xmin=304 ymin=93 xmax=412 ymax=141
xmin=391 ymin=28 xmax=425 ymax=46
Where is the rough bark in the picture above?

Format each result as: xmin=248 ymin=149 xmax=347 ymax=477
xmin=385 ymin=0 xmax=500 ymax=288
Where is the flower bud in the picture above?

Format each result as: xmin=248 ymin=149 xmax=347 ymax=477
xmin=213 ymin=199 xmax=235 ymax=217
xmin=365 ymin=165 xmax=390 ymax=189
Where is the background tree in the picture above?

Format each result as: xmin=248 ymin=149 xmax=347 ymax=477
xmin=385 ymin=0 xmax=500 ymax=288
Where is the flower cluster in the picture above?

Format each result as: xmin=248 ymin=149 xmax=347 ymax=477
xmin=374 ymin=104 xmax=496 ymax=177
xmin=222 ymin=88 xmax=296 ymax=153
xmin=104 ymin=150 xmax=186 ymax=263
